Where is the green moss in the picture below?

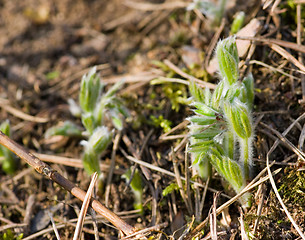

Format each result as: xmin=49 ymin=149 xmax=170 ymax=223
xmin=278 ymin=169 xmax=305 ymax=207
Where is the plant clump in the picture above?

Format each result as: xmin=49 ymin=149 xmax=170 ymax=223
xmin=45 ymin=67 xmax=129 ymax=176
xmin=187 ymin=36 xmax=254 ymax=207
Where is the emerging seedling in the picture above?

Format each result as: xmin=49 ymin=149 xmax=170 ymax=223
xmin=0 ymin=120 xmax=17 ymax=174
xmin=188 ymin=36 xmax=254 ymax=207
xmin=122 ymin=168 xmax=143 ymax=213
xmin=46 ymin=67 xmax=128 ymax=176
xmin=230 ymin=11 xmax=245 ymax=34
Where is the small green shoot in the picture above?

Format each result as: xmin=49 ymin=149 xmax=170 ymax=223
xmin=0 ymin=120 xmax=17 ymax=174
xmin=188 ymin=36 xmax=254 ymax=207
xmin=45 ymin=67 xmax=128 ymax=176
xmin=45 ymin=121 xmax=82 ymax=138
xmin=230 ymin=11 xmax=245 ymax=34
xmin=45 ymin=71 xmax=60 ymax=80
xmin=162 ymin=182 xmax=180 ymax=197
xmin=122 ymin=168 xmax=143 ymax=213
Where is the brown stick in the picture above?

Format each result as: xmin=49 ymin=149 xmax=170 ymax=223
xmin=0 ymin=131 xmax=135 ymax=236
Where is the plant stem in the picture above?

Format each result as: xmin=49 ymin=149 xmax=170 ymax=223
xmin=240 ymin=138 xmax=252 ymax=180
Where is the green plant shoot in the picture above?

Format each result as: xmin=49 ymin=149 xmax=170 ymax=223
xmin=0 ymin=120 xmax=17 ymax=174
xmin=188 ymin=36 xmax=254 ymax=207
xmin=230 ymin=11 xmax=245 ymax=34
xmin=45 ymin=67 xmax=128 ymax=176
xmin=122 ymin=168 xmax=143 ymax=213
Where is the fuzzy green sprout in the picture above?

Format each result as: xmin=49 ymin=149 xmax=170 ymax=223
xmin=188 ymin=36 xmax=254 ymax=207
xmin=0 ymin=120 xmax=17 ymax=174
xmin=230 ymin=11 xmax=245 ymax=34
xmin=45 ymin=67 xmax=128 ymax=176
xmin=122 ymin=168 xmax=143 ymax=213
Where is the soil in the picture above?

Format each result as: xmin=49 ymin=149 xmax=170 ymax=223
xmin=1 ymin=0 xmax=305 ymax=239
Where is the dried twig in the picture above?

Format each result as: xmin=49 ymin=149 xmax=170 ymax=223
xmin=0 ymin=131 xmax=135 ymax=236
xmin=236 ymin=36 xmax=305 ymax=55
xmin=48 ymin=211 xmax=61 ymax=240
xmin=73 ymin=172 xmax=98 ymax=240
xmin=172 ymin=149 xmax=193 ymax=215
xmin=164 ymin=59 xmax=216 ymax=89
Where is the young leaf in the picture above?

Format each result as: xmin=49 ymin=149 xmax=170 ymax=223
xmin=223 ymin=99 xmax=252 ymax=139
xmin=79 ymin=67 xmax=101 ymax=113
xmin=230 ymin=11 xmax=245 ymax=34
xmin=189 ymin=81 xmax=206 ymax=103
xmin=240 ymin=73 xmax=254 ymax=108
xmin=109 ymin=109 xmax=123 ymax=131
xmin=192 ymin=102 xmax=218 ymax=117
xmin=82 ymin=151 xmax=100 ymax=176
xmin=187 ymin=116 xmax=217 ymax=126
xmin=211 ymin=80 xmax=224 ymax=109
xmin=87 ymin=126 xmax=112 ymax=154
xmin=45 ymin=121 xmax=83 ymax=138
xmin=81 ymin=112 xmax=96 ymax=134
xmin=208 ymin=149 xmax=245 ymax=193
xmin=216 ymin=36 xmax=239 ymax=86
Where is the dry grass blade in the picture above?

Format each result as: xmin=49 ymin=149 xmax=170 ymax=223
xmin=120 ymin=222 xmax=168 ymax=240
xmin=164 ymin=59 xmax=216 ymax=89
xmin=0 ymin=98 xmax=49 ymax=123
xmin=73 ymin=172 xmax=98 ymax=240
xmin=48 ymin=211 xmax=61 ymax=240
xmin=199 ymin=177 xmax=209 ymax=221
xmin=239 ymin=208 xmax=249 ymax=240
xmin=210 ymin=193 xmax=219 ymax=240
xmin=236 ymin=36 xmax=305 ymax=55
xmin=172 ymin=149 xmax=193 ymax=215
xmin=34 ymin=152 xmax=125 ymax=175
xmin=270 ymin=43 xmax=305 ymax=73
xmin=249 ymin=60 xmax=299 ymax=80
xmin=252 ymin=184 xmax=266 ymax=236
xmin=259 ymin=113 xmax=305 ymax=160
xmin=260 ymin=122 xmax=305 ymax=161
xmin=0 ymin=223 xmax=27 ymax=233
xmin=123 ymin=0 xmax=189 ymax=11
xmin=185 ymin=143 xmax=193 ymax=218
xmin=270 ymin=0 xmax=281 ymax=13
xmin=160 ymin=119 xmax=188 ymax=140
xmin=105 ymin=133 xmax=121 ymax=207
